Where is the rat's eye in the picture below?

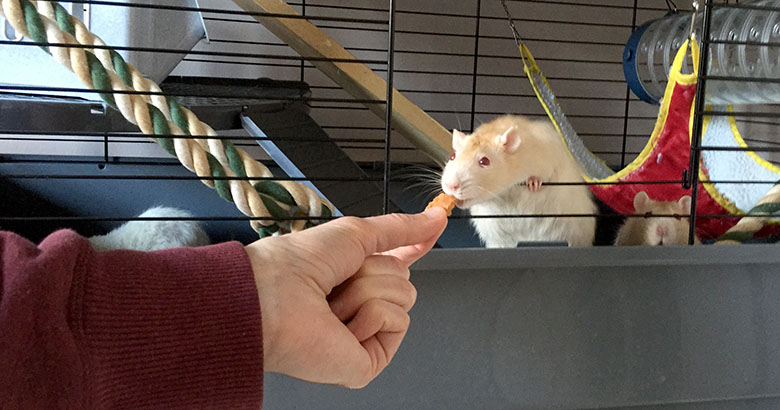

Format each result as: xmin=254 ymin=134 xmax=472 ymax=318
xmin=450 ymin=153 xmax=456 ymax=161
xmin=644 ymin=212 xmax=652 ymax=218
xmin=479 ymin=157 xmax=490 ymax=167
xmin=673 ymin=214 xmax=682 ymax=220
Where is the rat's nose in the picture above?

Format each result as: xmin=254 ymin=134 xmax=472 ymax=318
xmin=656 ymin=225 xmax=669 ymax=237
xmin=444 ymin=182 xmax=460 ymax=192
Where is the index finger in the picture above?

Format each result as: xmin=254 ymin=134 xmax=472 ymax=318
xmin=381 ymin=218 xmax=446 ymax=267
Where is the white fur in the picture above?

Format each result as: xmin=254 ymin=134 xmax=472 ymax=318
xmin=442 ymin=116 xmax=597 ymax=247
xmin=469 ymin=183 xmax=596 ymax=247
xmin=88 ymin=206 xmax=210 ymax=251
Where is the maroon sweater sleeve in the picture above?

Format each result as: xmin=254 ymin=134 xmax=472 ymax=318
xmin=0 ymin=230 xmax=264 ymax=409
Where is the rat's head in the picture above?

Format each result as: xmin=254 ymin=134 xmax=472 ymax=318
xmin=633 ymin=191 xmax=693 ymax=246
xmin=441 ymin=117 xmax=542 ymax=208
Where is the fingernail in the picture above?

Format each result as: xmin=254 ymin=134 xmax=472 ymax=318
xmin=423 ymin=206 xmax=446 ymax=219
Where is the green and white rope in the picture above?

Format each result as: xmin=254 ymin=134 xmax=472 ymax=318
xmin=1 ymin=0 xmax=333 ymax=237
xmin=716 ymin=182 xmax=780 ymax=244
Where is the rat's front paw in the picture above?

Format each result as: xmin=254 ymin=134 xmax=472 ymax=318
xmin=526 ymin=176 xmax=543 ymax=192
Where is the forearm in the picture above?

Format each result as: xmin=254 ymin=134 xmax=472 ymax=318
xmin=0 ymin=230 xmax=264 ymax=409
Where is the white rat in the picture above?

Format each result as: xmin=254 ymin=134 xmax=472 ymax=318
xmin=88 ymin=206 xmax=210 ymax=251
xmin=614 ymin=191 xmax=701 ymax=246
xmin=441 ymin=115 xmax=597 ymax=247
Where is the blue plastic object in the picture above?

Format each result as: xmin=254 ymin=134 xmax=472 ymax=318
xmin=623 ymin=21 xmax=659 ymax=105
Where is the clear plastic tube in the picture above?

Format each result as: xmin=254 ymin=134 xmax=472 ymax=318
xmin=625 ymin=0 xmax=780 ymax=104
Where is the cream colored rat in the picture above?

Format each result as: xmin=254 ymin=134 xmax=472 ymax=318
xmin=440 ymin=115 xmax=597 ymax=247
xmin=615 ymin=191 xmax=701 ymax=246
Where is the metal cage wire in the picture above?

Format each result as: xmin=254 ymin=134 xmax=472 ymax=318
xmin=0 ymin=0 xmax=777 ymax=246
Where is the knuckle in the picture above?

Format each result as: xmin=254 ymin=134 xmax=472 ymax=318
xmin=337 ymin=216 xmax=367 ymax=233
xmin=400 ymin=311 xmax=411 ymax=328
xmin=407 ymin=283 xmax=418 ymax=307
xmin=354 ymin=276 xmax=372 ymax=296
xmin=335 ymin=217 xmax=375 ymax=254
xmin=386 ymin=212 xmax=414 ymax=227
xmin=387 ymin=256 xmax=407 ymax=274
xmin=365 ymin=297 xmax=384 ymax=313
xmin=341 ymin=279 xmax=369 ymax=308
xmin=348 ymin=379 xmax=370 ymax=389
xmin=344 ymin=368 xmax=372 ymax=389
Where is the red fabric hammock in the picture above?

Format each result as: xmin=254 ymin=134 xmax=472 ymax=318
xmin=589 ymin=41 xmax=736 ymax=239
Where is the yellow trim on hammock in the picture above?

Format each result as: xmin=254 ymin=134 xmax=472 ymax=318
xmin=520 ymin=41 xmax=699 ymax=184
xmin=518 ymin=44 xmax=610 ymax=183
xmin=522 ymin=34 xmax=778 ymax=224
xmin=597 ymin=39 xmax=699 ymax=184
xmin=699 ymin=105 xmax=780 ymax=215
xmin=728 ymin=106 xmax=780 ymax=175
xmin=727 ymin=107 xmax=780 ymax=224
xmin=697 ymin=108 xmax=741 ymax=215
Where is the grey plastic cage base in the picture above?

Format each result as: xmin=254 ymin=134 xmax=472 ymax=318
xmin=265 ymin=245 xmax=780 ymax=409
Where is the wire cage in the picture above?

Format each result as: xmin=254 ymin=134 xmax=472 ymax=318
xmin=5 ymin=1 xmax=780 ymax=408
xmin=4 ymin=0 xmax=778 ymax=248
xmin=0 ymin=0 xmax=692 ymax=247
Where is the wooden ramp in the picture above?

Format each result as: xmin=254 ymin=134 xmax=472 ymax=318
xmin=232 ymin=0 xmax=452 ymax=165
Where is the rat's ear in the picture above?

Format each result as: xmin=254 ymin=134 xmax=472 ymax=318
xmin=452 ymin=129 xmax=468 ymax=152
xmin=497 ymin=126 xmax=522 ymax=153
xmin=677 ymin=195 xmax=692 ymax=214
xmin=633 ymin=191 xmax=650 ymax=212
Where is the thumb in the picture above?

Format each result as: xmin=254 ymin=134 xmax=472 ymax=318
xmin=381 ymin=207 xmax=449 ymax=266
xmin=355 ymin=207 xmax=448 ymax=257
xmin=291 ymin=208 xmax=448 ymax=288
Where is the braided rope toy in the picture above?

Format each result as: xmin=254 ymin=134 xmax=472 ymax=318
xmin=715 ymin=182 xmax=780 ymax=244
xmin=1 ymin=0 xmax=334 ymax=237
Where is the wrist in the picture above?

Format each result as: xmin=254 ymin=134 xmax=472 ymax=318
xmin=245 ymin=240 xmax=282 ymax=373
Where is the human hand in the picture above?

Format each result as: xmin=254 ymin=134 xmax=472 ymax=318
xmin=244 ymin=208 xmax=448 ymax=388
